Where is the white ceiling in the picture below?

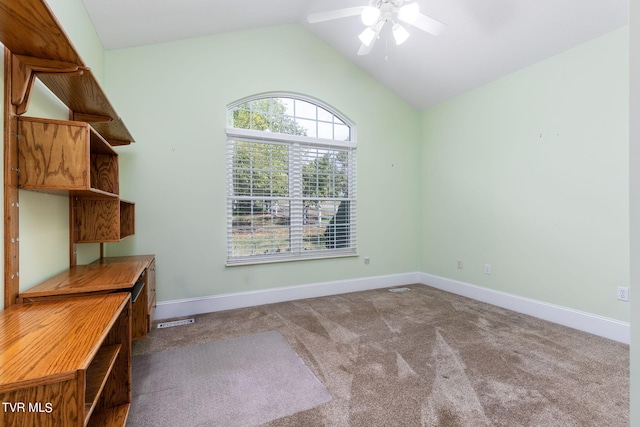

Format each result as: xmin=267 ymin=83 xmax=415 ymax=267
xmin=82 ymin=0 xmax=629 ymax=110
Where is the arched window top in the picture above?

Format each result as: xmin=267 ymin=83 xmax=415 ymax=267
xmin=227 ymin=93 xmax=354 ymax=142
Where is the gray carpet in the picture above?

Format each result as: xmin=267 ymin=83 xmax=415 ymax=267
xmin=132 ymin=284 xmax=629 ymax=426
xmin=127 ymin=331 xmax=332 ymax=427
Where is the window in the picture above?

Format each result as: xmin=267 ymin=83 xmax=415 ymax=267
xmin=226 ymin=94 xmax=356 ymax=265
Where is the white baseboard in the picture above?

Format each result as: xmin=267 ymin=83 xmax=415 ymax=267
xmin=155 ymin=272 xmax=421 ymax=321
xmin=155 ymin=271 xmax=630 ymax=344
xmin=418 ymin=272 xmax=630 ymax=344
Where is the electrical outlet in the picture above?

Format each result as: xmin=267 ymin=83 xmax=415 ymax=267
xmin=617 ymin=286 xmax=629 ymax=302
xmin=457 ymin=260 xmax=463 ymax=269
xmin=484 ymin=264 xmax=492 ymax=275
xmin=364 ymin=257 xmax=370 ymax=265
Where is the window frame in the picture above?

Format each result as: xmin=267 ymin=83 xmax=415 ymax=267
xmin=225 ymin=93 xmax=357 ymax=266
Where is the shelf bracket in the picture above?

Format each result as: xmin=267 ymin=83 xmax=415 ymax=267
xmin=73 ymin=113 xmax=135 ymax=146
xmin=11 ymin=54 xmax=87 ymax=115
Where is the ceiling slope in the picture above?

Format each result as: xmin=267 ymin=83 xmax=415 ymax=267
xmin=83 ymin=0 xmax=629 ymax=109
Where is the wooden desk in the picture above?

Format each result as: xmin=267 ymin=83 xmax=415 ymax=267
xmin=0 ymin=293 xmax=131 ymax=426
xmin=18 ymin=255 xmax=155 ymax=340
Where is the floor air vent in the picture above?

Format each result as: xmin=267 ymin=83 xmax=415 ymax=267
xmin=388 ymin=287 xmax=411 ymax=293
xmin=157 ymin=318 xmax=195 ymax=329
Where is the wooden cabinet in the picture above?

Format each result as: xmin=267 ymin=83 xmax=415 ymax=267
xmin=0 ymin=293 xmax=132 ymax=426
xmin=74 ymin=199 xmax=135 ymax=243
xmin=18 ymin=255 xmax=156 ymax=341
xmin=18 ymin=117 xmax=119 ymax=198
xmin=92 ymin=255 xmax=155 ymax=340
xmin=126 ymin=256 xmax=156 ymax=339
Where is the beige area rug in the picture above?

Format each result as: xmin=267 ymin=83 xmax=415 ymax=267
xmin=126 ymin=331 xmax=331 ymax=427
xmin=132 ymin=284 xmax=629 ymax=426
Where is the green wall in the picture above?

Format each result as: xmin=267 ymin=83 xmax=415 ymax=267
xmin=421 ymin=27 xmax=629 ymax=321
xmin=103 ymin=24 xmax=422 ymax=301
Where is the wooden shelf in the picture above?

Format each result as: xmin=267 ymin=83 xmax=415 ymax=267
xmin=85 ymin=344 xmax=121 ymax=423
xmin=87 ymin=404 xmax=130 ymax=427
xmin=0 ymin=0 xmax=134 ymax=145
xmin=19 ymin=116 xmax=119 ymax=197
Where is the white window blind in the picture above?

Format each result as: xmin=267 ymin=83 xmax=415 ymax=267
xmin=226 ymin=94 xmax=356 ymax=265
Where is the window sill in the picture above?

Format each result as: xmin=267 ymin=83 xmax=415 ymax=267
xmin=226 ymin=250 xmax=358 ymax=267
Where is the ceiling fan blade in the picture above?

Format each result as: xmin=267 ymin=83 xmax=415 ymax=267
xmin=307 ymin=7 xmax=365 ymax=24
xmin=403 ymin=13 xmax=446 ymax=36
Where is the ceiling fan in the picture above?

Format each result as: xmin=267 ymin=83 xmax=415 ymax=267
xmin=307 ymin=0 xmax=446 ymax=55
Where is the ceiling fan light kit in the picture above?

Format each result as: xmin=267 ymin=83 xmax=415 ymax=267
xmin=392 ymin=23 xmax=410 ymax=45
xmin=361 ymin=6 xmax=381 ymax=26
xmin=397 ymin=2 xmax=419 ymax=23
xmin=307 ymin=0 xmax=446 ymax=55
xmin=359 ymin=26 xmax=378 ymax=46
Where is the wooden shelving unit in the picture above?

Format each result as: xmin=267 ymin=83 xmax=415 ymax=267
xmin=1 ymin=0 xmax=139 ymax=306
xmin=1 ymin=2 xmax=143 ymax=425
xmin=0 ymin=293 xmax=132 ymax=426
xmin=18 ymin=115 xmax=136 ymax=244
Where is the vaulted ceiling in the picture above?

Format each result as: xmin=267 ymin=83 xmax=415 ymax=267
xmin=82 ymin=0 xmax=629 ymax=110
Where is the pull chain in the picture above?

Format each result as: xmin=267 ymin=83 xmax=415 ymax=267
xmin=384 ymin=29 xmax=390 ymax=62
